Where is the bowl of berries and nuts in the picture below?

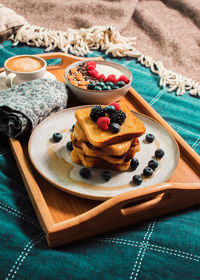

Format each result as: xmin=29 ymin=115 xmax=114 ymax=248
xmin=64 ymin=60 xmax=132 ymax=104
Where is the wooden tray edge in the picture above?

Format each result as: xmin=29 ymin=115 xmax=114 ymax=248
xmin=2 ymin=52 xmax=200 ymax=247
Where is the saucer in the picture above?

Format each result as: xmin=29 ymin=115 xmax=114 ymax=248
xmin=0 ymin=71 xmax=57 ymax=90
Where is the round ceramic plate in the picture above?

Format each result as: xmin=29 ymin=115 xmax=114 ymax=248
xmin=28 ymin=105 xmax=180 ymax=201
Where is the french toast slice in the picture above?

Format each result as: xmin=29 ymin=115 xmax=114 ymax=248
xmin=71 ymin=122 xmax=138 ymax=156
xmin=75 ymin=102 xmax=146 ymax=147
xmin=71 ymin=122 xmax=87 ymax=142
xmin=71 ymin=149 xmax=81 ymax=164
xmin=73 ymin=142 xmax=139 ymax=165
xmin=71 ymin=149 xmax=131 ymax=171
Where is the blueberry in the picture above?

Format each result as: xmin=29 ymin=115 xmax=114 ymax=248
xmin=96 ymin=82 xmax=105 ymax=87
xmin=101 ymin=170 xmax=112 ymax=182
xmin=107 ymin=85 xmax=112 ymax=90
xmin=66 ymin=141 xmax=73 ymax=151
xmin=143 ymin=167 xmax=153 ymax=177
xmin=104 ymin=105 xmax=116 ymax=115
xmin=130 ymin=158 xmax=139 ymax=170
xmin=105 ymin=82 xmax=113 ymax=87
xmin=71 ymin=124 xmax=75 ymax=132
xmin=93 ymin=86 xmax=102 ymax=91
xmin=155 ymin=149 xmax=165 ymax=159
xmin=102 ymin=85 xmax=109 ymax=90
xmin=112 ymin=85 xmax=119 ymax=90
xmin=88 ymin=83 xmax=96 ymax=90
xmin=148 ymin=159 xmax=158 ymax=170
xmin=145 ymin=133 xmax=155 ymax=143
xmin=117 ymin=81 xmax=125 ymax=88
xmin=132 ymin=175 xmax=143 ymax=185
xmin=52 ymin=132 xmax=63 ymax=142
xmin=109 ymin=123 xmax=121 ymax=133
xmin=79 ymin=167 xmax=91 ymax=179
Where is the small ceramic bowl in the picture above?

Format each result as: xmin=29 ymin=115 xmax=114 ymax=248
xmin=64 ymin=60 xmax=132 ymax=104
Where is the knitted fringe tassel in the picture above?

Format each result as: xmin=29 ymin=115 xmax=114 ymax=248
xmin=13 ymin=23 xmax=200 ymax=97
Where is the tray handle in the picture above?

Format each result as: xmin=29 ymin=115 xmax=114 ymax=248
xmin=121 ymin=192 xmax=165 ymax=216
xmin=116 ymin=182 xmax=200 ymax=218
xmin=50 ymin=182 xmax=200 ymax=246
xmin=36 ymin=52 xmax=103 ymax=71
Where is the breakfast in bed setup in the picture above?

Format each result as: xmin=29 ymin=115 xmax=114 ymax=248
xmin=0 ymin=1 xmax=200 ymax=280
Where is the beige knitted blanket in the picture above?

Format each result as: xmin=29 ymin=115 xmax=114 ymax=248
xmin=1 ymin=0 xmax=200 ymax=96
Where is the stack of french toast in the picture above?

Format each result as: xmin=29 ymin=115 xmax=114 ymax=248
xmin=71 ymin=102 xmax=146 ymax=171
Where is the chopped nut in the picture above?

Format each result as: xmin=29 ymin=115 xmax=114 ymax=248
xmin=70 ymin=80 xmax=78 ymax=86
xmin=76 ymin=72 xmax=83 ymax=81
xmin=79 ymin=80 xmax=89 ymax=86
xmin=67 ymin=75 xmax=74 ymax=81
xmin=70 ymin=68 xmax=77 ymax=74
xmin=78 ymin=85 xmax=87 ymax=90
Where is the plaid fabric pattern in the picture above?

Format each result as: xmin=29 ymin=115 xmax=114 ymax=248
xmin=0 ymin=40 xmax=200 ymax=280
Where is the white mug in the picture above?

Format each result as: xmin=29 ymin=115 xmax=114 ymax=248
xmin=4 ymin=55 xmax=47 ymax=87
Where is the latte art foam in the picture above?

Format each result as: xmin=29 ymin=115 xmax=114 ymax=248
xmin=6 ymin=56 xmax=44 ymax=72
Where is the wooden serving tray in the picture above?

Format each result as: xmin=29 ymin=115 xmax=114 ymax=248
xmin=2 ymin=53 xmax=200 ymax=247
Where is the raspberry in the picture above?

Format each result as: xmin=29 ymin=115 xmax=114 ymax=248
xmin=90 ymin=105 xmax=105 ymax=122
xmin=87 ymin=64 xmax=95 ymax=71
xmin=106 ymin=74 xmax=118 ymax=84
xmin=97 ymin=117 xmax=110 ymax=131
xmin=87 ymin=61 xmax=96 ymax=68
xmin=118 ymin=75 xmax=129 ymax=84
xmin=99 ymin=74 xmax=106 ymax=82
xmin=88 ymin=69 xmax=99 ymax=79
xmin=109 ymin=102 xmax=121 ymax=111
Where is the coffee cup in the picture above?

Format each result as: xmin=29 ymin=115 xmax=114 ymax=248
xmin=4 ymin=55 xmax=47 ymax=87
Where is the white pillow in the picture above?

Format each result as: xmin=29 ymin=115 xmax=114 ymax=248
xmin=0 ymin=4 xmax=25 ymax=42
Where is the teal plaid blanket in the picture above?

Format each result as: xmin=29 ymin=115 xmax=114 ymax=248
xmin=0 ymin=40 xmax=200 ymax=280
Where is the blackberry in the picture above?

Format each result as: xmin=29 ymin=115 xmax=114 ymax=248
xmin=101 ymin=170 xmax=112 ymax=182
xmin=109 ymin=123 xmax=120 ymax=133
xmin=52 ymin=132 xmax=63 ymax=142
xmin=90 ymin=105 xmax=105 ymax=122
xmin=130 ymin=158 xmax=139 ymax=170
xmin=110 ymin=110 xmax=126 ymax=125
xmin=79 ymin=167 xmax=91 ymax=179
xmin=132 ymin=175 xmax=143 ymax=185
